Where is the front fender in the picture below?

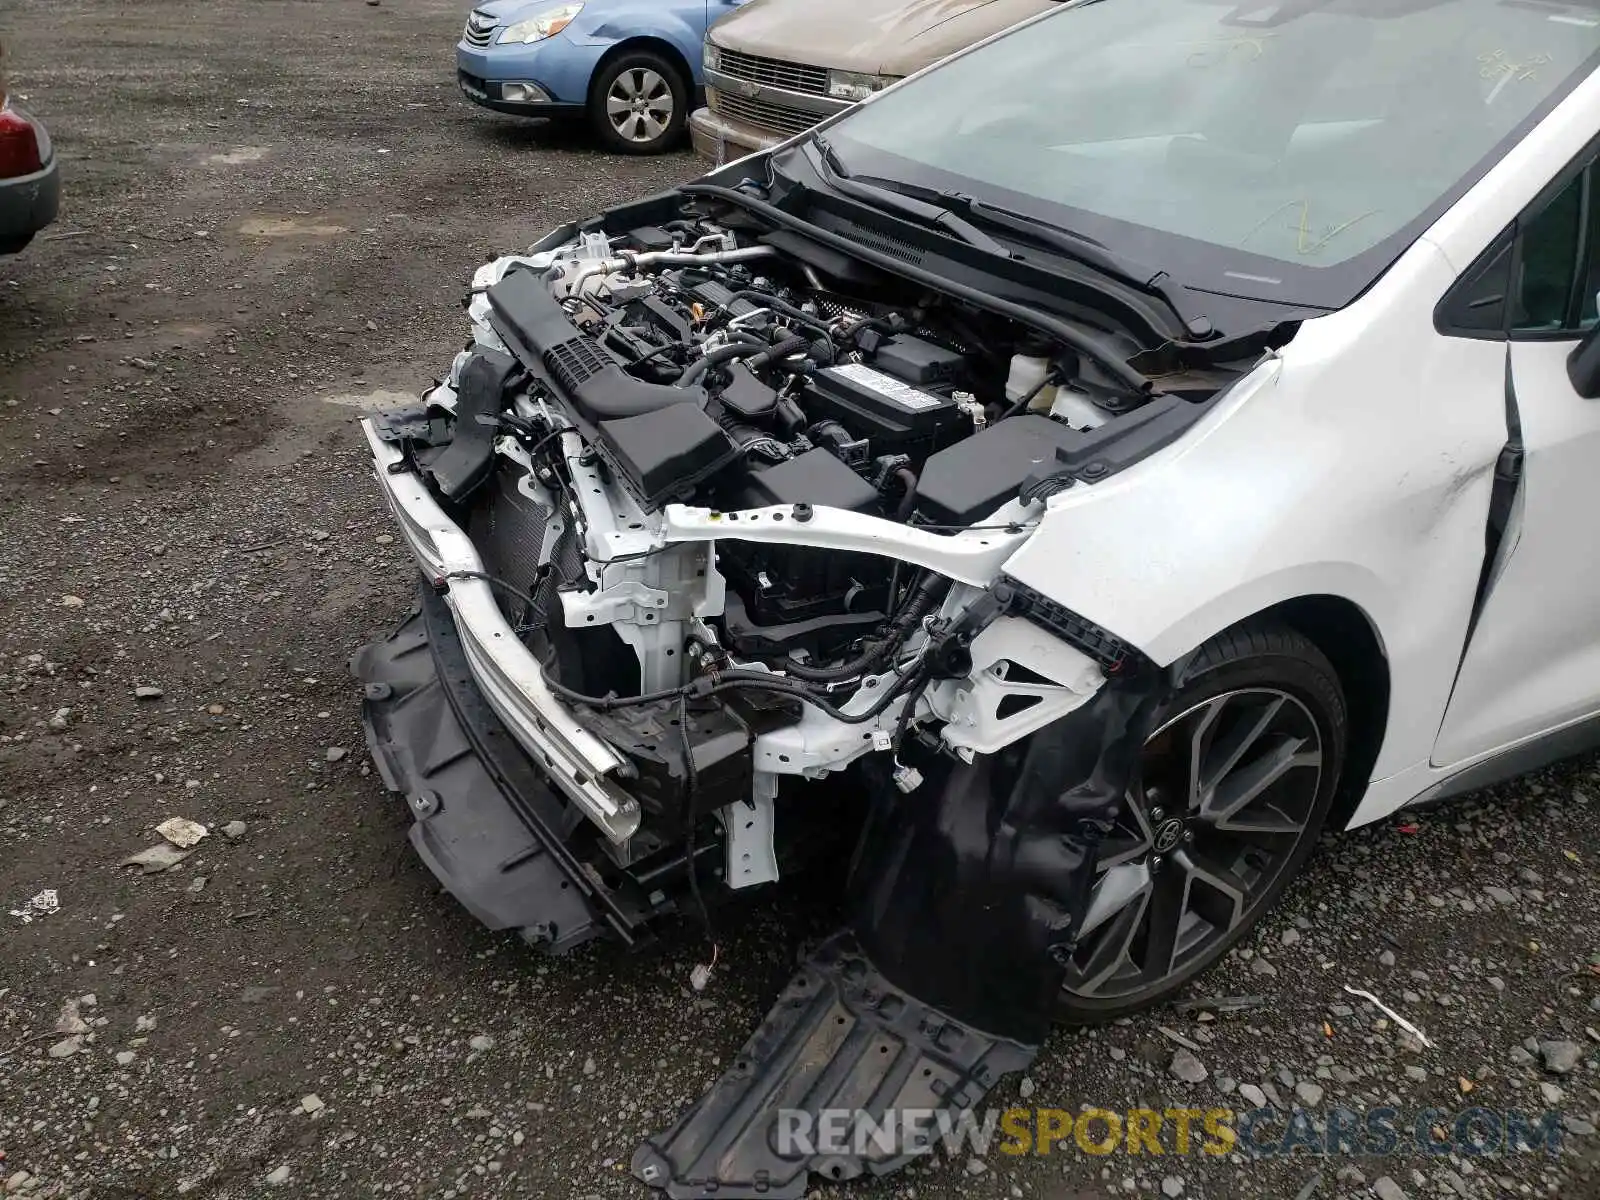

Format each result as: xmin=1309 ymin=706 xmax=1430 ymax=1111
xmin=1001 ymin=241 xmax=1507 ymax=786
xmin=569 ymin=7 xmax=706 ymax=79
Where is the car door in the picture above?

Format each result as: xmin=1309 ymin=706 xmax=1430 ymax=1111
xmin=1433 ymin=144 xmax=1600 ymax=769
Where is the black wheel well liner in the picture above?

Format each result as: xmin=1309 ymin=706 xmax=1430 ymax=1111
xmin=590 ymin=37 xmax=693 ymax=102
xmin=1248 ymin=594 xmax=1390 ymax=832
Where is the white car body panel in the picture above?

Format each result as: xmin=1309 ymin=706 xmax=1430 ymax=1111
xmin=1003 ymin=65 xmax=1600 ymax=829
xmin=1434 ymin=337 xmax=1600 ymax=764
xmin=660 ymin=503 xmax=1033 ymax=587
xmin=1004 ymin=245 xmax=1507 ymax=817
xmin=1422 ymin=72 xmax=1600 ymax=772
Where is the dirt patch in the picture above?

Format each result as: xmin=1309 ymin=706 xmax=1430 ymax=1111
xmin=206 ymin=146 xmax=269 ymax=166
xmin=237 ymin=215 xmax=349 ymax=238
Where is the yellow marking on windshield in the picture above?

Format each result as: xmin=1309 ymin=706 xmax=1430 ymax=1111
xmin=1184 ymin=36 xmax=1274 ymax=68
xmin=1121 ymin=35 xmax=1275 ymax=68
xmin=1477 ymin=49 xmax=1554 ymax=83
xmin=1242 ymin=200 xmax=1380 ymax=257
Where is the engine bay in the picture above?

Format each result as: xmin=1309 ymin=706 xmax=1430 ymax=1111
xmin=363 ymin=193 xmax=1269 ymax=867
xmin=449 ymin=211 xmax=1231 ymax=664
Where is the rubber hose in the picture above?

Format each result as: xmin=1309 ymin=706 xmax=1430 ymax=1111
xmin=727 ymin=290 xmax=833 ymax=341
xmin=674 ymin=337 xmax=768 ymax=387
xmin=891 ymin=467 xmax=919 ymax=522
xmin=745 ymin=334 xmax=811 ymax=371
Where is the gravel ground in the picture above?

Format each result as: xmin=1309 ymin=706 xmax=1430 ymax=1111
xmin=3 ymin=3 xmax=1600 ymax=1198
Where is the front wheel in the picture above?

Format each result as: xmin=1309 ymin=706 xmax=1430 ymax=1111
xmin=589 ymin=52 xmax=686 ymax=154
xmin=1054 ymin=622 xmax=1348 ymax=1023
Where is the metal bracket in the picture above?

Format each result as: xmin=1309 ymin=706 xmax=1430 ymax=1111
xmin=927 ymin=615 xmax=1106 ymax=755
xmin=559 ymin=580 xmax=670 ymax=627
xmin=660 ymin=503 xmax=1033 ymax=588
xmin=720 ymin=772 xmax=779 ymax=890
xmin=751 ymin=667 xmax=915 ymax=778
xmin=562 ymin=430 xmax=659 ymax=561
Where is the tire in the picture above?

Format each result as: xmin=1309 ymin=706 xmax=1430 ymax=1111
xmin=1054 ymin=620 xmax=1347 ymax=1024
xmin=588 ymin=50 xmax=687 ymax=155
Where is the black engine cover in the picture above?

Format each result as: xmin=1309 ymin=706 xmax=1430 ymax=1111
xmin=720 ymin=449 xmax=885 ymax=626
xmin=730 ymin=448 xmax=880 ymax=513
xmin=913 ymin=415 xmax=1083 ymax=524
xmin=598 ymin=403 xmax=741 ymax=508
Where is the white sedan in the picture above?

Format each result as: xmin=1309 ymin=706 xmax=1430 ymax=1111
xmin=355 ymin=1 xmax=1600 ymax=1193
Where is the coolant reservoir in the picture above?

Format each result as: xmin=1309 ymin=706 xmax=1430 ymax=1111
xmin=1005 ymin=354 xmax=1057 ymax=413
xmin=1049 ymin=387 xmax=1106 ymax=430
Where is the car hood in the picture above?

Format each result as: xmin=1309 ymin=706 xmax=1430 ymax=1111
xmin=709 ymin=0 xmax=1055 ymax=76
xmin=470 ymin=0 xmax=555 ymax=21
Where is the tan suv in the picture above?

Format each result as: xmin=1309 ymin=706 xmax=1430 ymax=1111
xmin=690 ymin=0 xmax=1053 ymax=164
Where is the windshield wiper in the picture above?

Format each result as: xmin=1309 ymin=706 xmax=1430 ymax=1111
xmin=852 ymin=177 xmax=1201 ymax=331
xmin=807 ymin=136 xmax=1010 ymax=257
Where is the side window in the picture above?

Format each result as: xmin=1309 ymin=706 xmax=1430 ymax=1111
xmin=1583 ymin=214 xmax=1600 ymax=330
xmin=1510 ymin=167 xmax=1587 ymax=336
xmin=1438 ymin=155 xmax=1600 ymax=341
xmin=1512 ymin=162 xmax=1599 ymax=338
xmin=1439 ymin=234 xmax=1513 ymax=336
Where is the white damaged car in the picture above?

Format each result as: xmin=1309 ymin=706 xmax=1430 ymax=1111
xmin=352 ymin=2 xmax=1600 ymax=1194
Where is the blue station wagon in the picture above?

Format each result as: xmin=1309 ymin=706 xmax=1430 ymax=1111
xmin=457 ymin=0 xmax=746 ymax=154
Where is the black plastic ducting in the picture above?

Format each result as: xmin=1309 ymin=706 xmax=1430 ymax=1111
xmin=487 ymin=266 xmax=700 ymax=423
xmin=484 ymin=264 xmax=740 ymax=507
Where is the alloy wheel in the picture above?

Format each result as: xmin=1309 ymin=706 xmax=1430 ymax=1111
xmin=605 ymin=67 xmax=674 ymax=145
xmin=1060 ymin=686 xmax=1325 ymax=1001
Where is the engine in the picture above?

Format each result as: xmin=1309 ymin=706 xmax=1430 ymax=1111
xmin=469 ymin=220 xmax=1134 ymax=660
xmin=360 ymin=195 xmax=1269 ymax=854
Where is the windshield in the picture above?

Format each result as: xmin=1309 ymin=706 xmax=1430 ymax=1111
xmin=823 ymin=0 xmax=1600 ymax=307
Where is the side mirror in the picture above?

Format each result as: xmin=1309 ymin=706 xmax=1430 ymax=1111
xmin=1568 ymin=315 xmax=1600 ymax=399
